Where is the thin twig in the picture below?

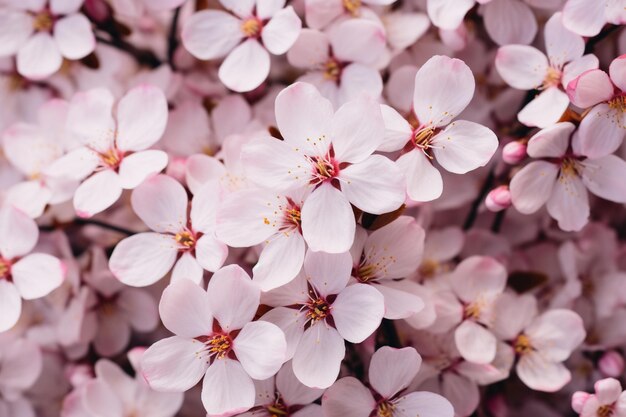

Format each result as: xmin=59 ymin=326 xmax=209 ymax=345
xmin=95 ymin=35 xmax=161 ymax=68
xmin=463 ymin=167 xmax=496 ymax=230
xmin=73 ymin=218 xmax=137 ymax=235
xmin=167 ymin=6 xmax=182 ymax=69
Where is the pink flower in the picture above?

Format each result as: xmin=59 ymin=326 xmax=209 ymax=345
xmin=509 ymin=122 xmax=626 ymax=232
xmin=109 ymin=175 xmax=228 ymax=287
xmin=287 ymin=20 xmax=386 ymax=108
xmin=45 ymin=85 xmax=169 ymax=218
xmin=563 ymin=0 xmax=626 ymax=37
xmin=182 ymin=0 xmax=302 ymax=92
xmin=494 ymin=293 xmax=586 ymax=392
xmin=566 ymin=55 xmax=626 ymax=158
xmin=0 ymin=204 xmax=65 ymax=332
xmin=261 ymin=250 xmax=384 ymax=388
xmin=384 ymin=55 xmax=498 ymax=202
xmin=141 ymin=267 xmax=287 ymax=416
xmin=573 ymin=378 xmax=626 ymax=417
xmin=0 ymin=0 xmax=96 ymax=79
xmin=242 ymin=82 xmax=405 ymax=253
xmin=0 ymin=336 xmax=43 ymax=416
xmin=351 ymin=216 xmax=427 ymax=320
xmin=322 ymin=346 xmax=454 ymax=417
xmin=304 ymin=0 xmax=397 ymax=30
xmin=495 ymin=12 xmax=598 ymax=128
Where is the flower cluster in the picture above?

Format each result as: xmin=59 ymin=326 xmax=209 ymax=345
xmin=0 ymin=1 xmax=625 ymax=417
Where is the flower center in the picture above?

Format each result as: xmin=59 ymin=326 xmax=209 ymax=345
xmin=0 ymin=259 xmax=11 ymax=280
xmin=175 ymin=231 xmax=196 ymax=249
xmin=266 ymin=399 xmax=288 ymax=417
xmin=306 ymin=297 xmax=331 ymax=323
xmin=309 ymin=154 xmax=338 ymax=184
xmin=560 ymin=158 xmax=580 ymax=178
xmin=377 ymin=401 xmax=395 ymax=417
xmin=413 ymin=126 xmax=436 ymax=159
xmin=323 ymin=59 xmax=342 ymax=81
xmin=542 ymin=67 xmax=562 ymax=89
xmin=33 ymin=11 xmax=54 ymax=31
xmin=608 ymin=96 xmax=626 ymax=113
xmin=419 ymin=259 xmax=439 ymax=278
xmin=513 ymin=334 xmax=533 ymax=355
xmin=241 ymin=18 xmax=262 ymax=38
xmin=464 ymin=301 xmax=483 ymax=320
xmin=343 ymin=0 xmax=362 ymax=15
xmin=207 ymin=334 xmax=232 ymax=359
xmin=356 ymin=263 xmax=378 ymax=282
xmin=100 ymin=148 xmax=123 ymax=169
xmin=598 ymin=405 xmax=615 ymax=417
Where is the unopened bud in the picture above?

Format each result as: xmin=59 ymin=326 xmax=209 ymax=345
xmin=502 ymin=141 xmax=527 ymax=164
xmin=571 ymin=391 xmax=591 ymax=414
xmin=486 ymin=185 xmax=512 ymax=212
xmin=599 ymin=350 xmax=625 ymax=377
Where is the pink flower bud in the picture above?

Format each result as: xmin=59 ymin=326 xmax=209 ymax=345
xmin=502 ymin=141 xmax=527 ymax=164
xmin=486 ymin=185 xmax=512 ymax=212
xmin=599 ymin=350 xmax=625 ymax=377
xmin=65 ymin=364 xmax=94 ymax=388
xmin=571 ymin=391 xmax=591 ymax=414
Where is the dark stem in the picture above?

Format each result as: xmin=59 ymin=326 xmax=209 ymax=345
xmin=73 ymin=218 xmax=137 ymax=235
xmin=95 ymin=35 xmax=161 ymax=68
xmin=585 ymin=24 xmax=622 ymax=54
xmin=491 ymin=209 xmax=507 ymax=233
xmin=167 ymin=6 xmax=182 ymax=69
xmin=376 ymin=319 xmax=402 ymax=349
xmin=463 ymin=167 xmax=496 ymax=230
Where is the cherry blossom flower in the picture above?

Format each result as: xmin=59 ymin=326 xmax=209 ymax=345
xmin=243 ymin=82 xmax=405 ymax=253
xmin=0 ymin=335 xmax=43 ymax=417
xmin=495 ymin=12 xmax=598 ymax=128
xmin=350 ymin=216 xmax=426 ymax=320
xmin=322 ymin=346 xmax=454 ymax=417
xmin=0 ymin=204 xmax=65 ymax=332
xmin=0 ymin=0 xmax=96 ymax=79
xmin=566 ymin=55 xmax=626 ymax=158
xmin=509 ymin=122 xmax=626 ymax=232
xmin=286 ymin=20 xmax=385 ymax=108
xmin=383 ymin=55 xmax=498 ymax=202
xmin=45 ymin=85 xmax=169 ymax=218
xmin=141 ymin=267 xmax=287 ymax=416
xmin=572 ymin=378 xmax=626 ymax=417
xmin=494 ymin=292 xmax=586 ymax=392
xmin=109 ymin=174 xmax=227 ymax=287
xmin=261 ymin=250 xmax=384 ymax=388
xmin=304 ymin=0 xmax=397 ymax=30
xmin=563 ymin=0 xmax=626 ymax=37
xmin=182 ymin=0 xmax=302 ymax=92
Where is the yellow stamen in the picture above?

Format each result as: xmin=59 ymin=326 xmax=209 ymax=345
xmin=608 ymin=96 xmax=626 ymax=113
xmin=542 ymin=67 xmax=562 ymax=89
xmin=175 ymin=231 xmax=195 ymax=248
xmin=419 ymin=259 xmax=439 ymax=278
xmin=377 ymin=401 xmax=395 ymax=417
xmin=100 ymin=149 xmax=121 ymax=168
xmin=414 ymin=126 xmax=435 ymax=148
xmin=208 ymin=334 xmax=231 ymax=359
xmin=323 ymin=59 xmax=341 ymax=81
xmin=598 ymin=405 xmax=614 ymax=417
xmin=306 ymin=298 xmax=330 ymax=322
xmin=33 ymin=11 xmax=53 ymax=31
xmin=514 ymin=334 xmax=533 ymax=355
xmin=343 ymin=0 xmax=362 ymax=16
xmin=561 ymin=158 xmax=579 ymax=178
xmin=241 ymin=18 xmax=261 ymax=37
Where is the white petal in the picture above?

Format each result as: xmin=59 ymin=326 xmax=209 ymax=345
xmin=109 ymin=233 xmax=178 ymax=287
xmin=207 ymin=265 xmax=259 ymax=331
xmin=0 ymin=281 xmax=21 ymax=332
xmin=0 ymin=11 xmax=33 ymax=56
xmin=518 ymin=87 xmax=570 ymax=129
xmin=73 ymin=170 xmax=122 ymax=217
xmin=562 ymin=0 xmax=606 ymax=37
xmin=276 ymin=361 xmax=324 ymax=405
xmin=201 ymin=359 xmax=255 ymax=416
xmin=181 ymin=10 xmax=242 ymax=59
xmin=292 ymin=323 xmax=345 ymax=389
xmin=131 ymin=174 xmax=188 ymax=234
xmin=17 ymin=32 xmax=62 ymax=79
xmin=321 ymin=377 xmax=375 ymax=417
xmin=369 ymin=346 xmax=421 ymax=398
xmin=0 ymin=204 xmax=38 ymax=259
xmin=581 ymin=155 xmax=626 ymax=203
xmin=576 ymin=104 xmax=625 ymax=159
xmin=332 ymin=284 xmax=384 ymax=343
xmin=233 ymin=321 xmax=287 ymax=379
xmin=394 ymin=392 xmax=454 ymax=417
xmin=11 ymin=254 xmax=64 ymax=300
xmin=379 ymin=104 xmax=412 ymax=152
xmin=301 ymin=183 xmax=355 ymax=254
xmin=509 ymin=161 xmax=558 ymax=214
xmin=544 ymin=12 xmax=584 ymax=66
xmin=483 ymin=0 xmax=537 ymax=46
xmin=304 ymin=250 xmax=352 ymax=297
xmin=327 ymin=19 xmax=386 ymax=66
xmin=116 ymin=85 xmax=168 ymax=151
xmin=118 ymin=150 xmax=168 ymax=189
xmin=65 ymin=89 xmax=116 ymax=152
xmin=454 ymin=320 xmax=497 ymax=364
xmin=331 ymin=96 xmax=384 ymax=164
xmin=495 ymin=45 xmax=548 ymax=90
xmin=117 ymin=288 xmax=158 ymax=332
xmin=526 ymin=122 xmax=574 ymax=158
xmin=546 ymin=173 xmax=589 ymax=232
xmin=432 ymin=120 xmax=498 ymax=174
xmin=260 ymin=307 xmax=306 ymax=360
xmin=396 ymin=150 xmax=443 ymax=202
xmin=427 ymin=0 xmax=474 ymax=30
xmin=286 ymin=28 xmax=329 ymax=68
xmin=253 ymin=232 xmax=306 ymax=291
xmin=194 ymin=234 xmax=228 ymax=273
xmin=83 ymin=380 xmax=124 ymax=417
xmin=516 ymin=352 xmax=571 ymax=392
xmin=54 ymin=13 xmax=95 ymax=60
xmin=375 ymin=283 xmax=425 ymax=320
xmin=219 ymin=39 xmax=270 ymax=92
xmin=158 ymin=278 xmax=213 ymax=338
xmin=262 ymin=6 xmax=301 ymax=55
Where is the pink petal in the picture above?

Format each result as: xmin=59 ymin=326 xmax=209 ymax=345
xmin=116 ymin=85 xmax=168 ymax=151
xmin=304 ymin=250 xmax=352 ymax=297
xmin=340 ymin=155 xmax=405 ymax=214
xmin=455 ymin=320 xmax=497 ymax=364
xmin=609 ymin=55 xmax=626 ymax=92
xmin=201 ymin=359 xmax=255 ymax=416
xmin=260 ymin=307 xmax=306 ymax=360
xmin=94 ymin=359 xmax=135 ymax=408
xmin=2 ymin=122 xmax=60 ymax=176
xmin=189 ymin=182 xmax=220 ymax=233
xmin=16 ymin=32 xmax=62 ymax=79
xmin=576 ymin=103 xmax=625 ymax=159
xmin=292 ymin=322 xmax=345 ymax=389
xmin=0 ymin=10 xmax=33 ymax=56
xmin=0 ymin=281 xmax=22 ymax=333
xmin=301 ymin=183 xmax=355 ymax=254
xmin=131 ymin=174 xmax=188 ymax=234
xmin=525 ymin=309 xmax=586 ymax=361
xmin=275 ymin=82 xmax=333 ymax=152
xmin=50 ymin=0 xmax=83 ymax=14
xmin=54 ymin=13 xmax=95 ymax=60
xmin=286 ymin=29 xmax=329 ymax=68
xmin=332 ymin=283 xmax=384 ymax=343
xmin=262 ymin=6 xmax=301 ymax=55
xmin=219 ymin=39 xmax=270 ymax=92
xmin=327 ymin=19 xmax=386 ymax=66
xmin=171 ymin=251 xmax=204 ymax=285
xmin=253 ymin=232 xmax=305 ymax=291
xmin=11 ymin=253 xmax=64 ymax=300
xmin=185 ymin=154 xmax=227 ymax=195
xmin=432 ymin=120 xmax=498 ymax=174
xmin=385 ymin=12 xmax=430 ymax=51
xmin=73 ymin=170 xmax=122 ymax=217
xmin=427 ymin=0 xmax=475 ymax=30
xmin=5 ymin=181 xmax=52 ymax=219
xmin=109 ymin=233 xmax=178 ymax=287
xmin=181 ymin=10 xmax=242 ymax=60
xmin=256 ymin=0 xmax=287 ymax=19
xmin=595 ymin=378 xmax=623 ymax=405
xmin=45 ymin=147 xmax=100 ymax=181
xmin=396 ymin=150 xmax=443 ymax=202
xmin=567 ymin=69 xmax=614 ymax=108
xmin=526 ymin=122 xmax=574 ymax=158
xmin=321 ymin=377 xmax=376 ymax=417
xmin=562 ymin=54 xmax=600 ymax=88
xmin=379 ymin=104 xmax=412 ymax=152
xmin=159 ymin=279 xmax=213 ymax=338
xmin=194 ymin=234 xmax=228 ymax=273
xmin=207 ymin=265 xmax=259 ymax=331
xmin=449 ymin=256 xmax=507 ymax=303
xmin=518 ymin=87 xmax=570 ymax=128
xmin=394 ymin=392 xmax=454 ymax=417
xmin=117 ymin=150 xmax=168 ymax=189
xmin=94 ymin=311 xmax=131 ymax=356
xmin=0 ymin=204 xmax=38 ymax=259
xmin=483 ymin=0 xmax=537 ymax=46
xmin=413 ymin=55 xmax=475 ymax=128
xmin=211 ymin=94 xmax=252 ymax=141
xmin=495 ymin=45 xmax=548 ymax=90
xmin=335 ymin=63 xmax=383 ymax=107
xmin=83 ymin=380 xmax=124 ymax=417
xmin=546 ymin=173 xmax=589 ymax=232
xmin=375 ymin=282 xmax=425 ymax=320
xmin=233 ymin=321 xmax=286 ymax=379
xmin=331 ymin=97 xmax=384 ymax=163
xmin=492 ymin=293 xmax=538 ymax=341
xmin=369 ymin=346 xmax=421 ymax=398
xmin=509 ymin=161 xmax=559 ymax=214
xmin=117 ymin=288 xmax=158 ymax=332
xmin=581 ymin=155 xmax=626 ymax=203
xmin=66 ymin=88 xmax=116 ymax=152
xmin=220 ymin=0 xmax=255 ymax=18
xmin=304 ymin=0 xmax=344 ymax=29
xmin=562 ymin=0 xmax=606 ymax=37
xmin=276 ymin=361 xmax=324 ymax=405
xmin=516 ymin=352 xmax=571 ymax=392
xmin=544 ymin=12 xmax=584 ymax=65
xmin=142 ymin=336 xmax=209 ymax=391
xmin=0 ymin=338 xmax=42 ymax=390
